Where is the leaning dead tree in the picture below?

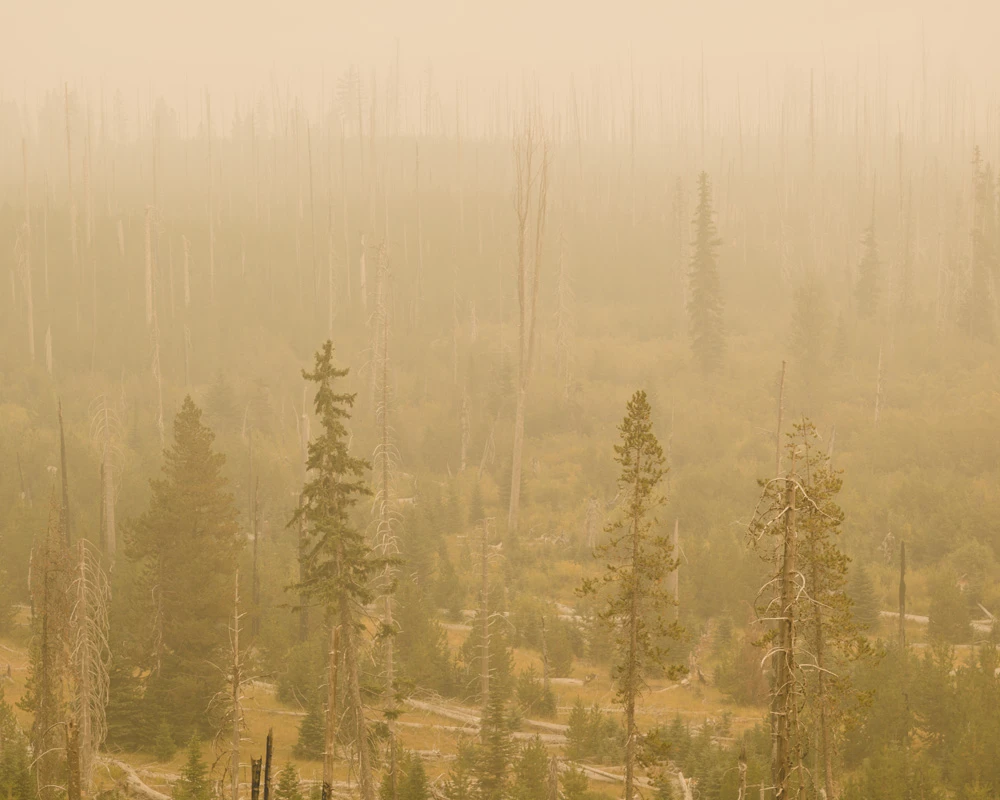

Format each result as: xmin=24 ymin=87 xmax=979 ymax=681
xmin=69 ymin=539 xmax=111 ymax=793
xmin=507 ymin=113 xmax=551 ymax=536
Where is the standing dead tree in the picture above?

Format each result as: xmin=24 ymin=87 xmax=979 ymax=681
xmin=69 ymin=539 xmax=111 ymax=794
xmin=748 ymin=468 xmax=803 ymax=800
xmin=507 ymin=113 xmax=551 ymax=537
xmin=89 ymin=393 xmax=126 ymax=562
xmin=368 ymin=244 xmax=402 ymax=698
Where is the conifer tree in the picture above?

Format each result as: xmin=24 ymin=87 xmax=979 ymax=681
xmin=749 ymin=420 xmax=871 ymax=800
xmin=847 ymin=564 xmax=880 ymax=631
xmin=442 ymin=739 xmax=477 ymax=800
xmin=686 ymin=172 xmax=725 ymax=372
xmin=125 ymin=396 xmax=239 ymax=740
xmin=174 ymin=738 xmax=211 ymax=800
xmin=274 ymin=763 xmax=304 ymax=800
xmin=291 ymin=341 xmax=381 ymax=800
xmin=0 ymin=685 xmax=34 ymax=800
xmin=960 ymin=148 xmax=996 ymax=341
xmin=474 ymin=690 xmax=516 ymax=800
xmin=514 ymin=737 xmax=549 ymax=800
xmin=294 ymin=701 xmax=325 ymax=761
xmin=579 ymin=390 xmax=682 ymax=800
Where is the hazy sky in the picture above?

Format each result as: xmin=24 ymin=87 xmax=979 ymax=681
xmin=5 ymin=0 xmax=997 ymax=103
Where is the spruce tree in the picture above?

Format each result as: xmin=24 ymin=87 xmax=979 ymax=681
xmin=274 ymin=763 xmax=304 ymax=800
xmin=848 ymin=564 xmax=881 ymax=631
xmin=442 ymin=740 xmax=477 ymax=800
xmin=126 ymin=396 xmax=239 ymax=740
xmin=686 ymin=172 xmax=725 ymax=372
xmin=174 ymin=738 xmax=211 ymax=800
xmin=294 ymin=701 xmax=326 ymax=761
xmin=475 ymin=690 xmax=516 ymax=800
xmin=514 ymin=737 xmax=549 ymax=800
xmin=579 ymin=390 xmax=682 ymax=800
xmin=291 ymin=341 xmax=382 ymax=800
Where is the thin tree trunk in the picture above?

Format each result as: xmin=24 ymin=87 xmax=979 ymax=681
xmin=341 ymin=605 xmax=374 ymax=800
xmin=59 ymin=401 xmax=72 ymax=546
xmin=624 ymin=447 xmax=642 ymax=800
xmin=772 ymin=481 xmax=797 ymax=800
xmin=323 ymin=623 xmax=339 ymax=794
xmin=480 ymin=524 xmax=490 ymax=702
xmin=232 ymin=569 xmax=241 ymax=800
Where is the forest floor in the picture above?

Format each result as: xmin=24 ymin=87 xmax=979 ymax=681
xmin=0 ymin=608 xmax=760 ymax=798
xmin=0 ymin=611 xmax=955 ymax=798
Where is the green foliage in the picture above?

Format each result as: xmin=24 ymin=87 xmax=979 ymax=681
xmin=0 ymin=686 xmax=34 ymax=800
xmin=687 ymin=172 xmax=725 ymax=372
xmin=294 ymin=700 xmax=326 ymax=761
xmin=475 ymin=692 xmax=516 ymax=800
xmin=125 ymin=396 xmax=240 ymax=741
xmin=153 ymin=722 xmax=177 ymax=762
xmin=928 ymin=572 xmax=972 ymax=644
xmin=848 ymin=563 xmax=881 ymax=631
xmin=291 ymin=341 xmax=380 ymax=610
xmin=515 ymin=667 xmax=556 ymax=719
xmin=442 ymin=739 xmax=477 ymax=800
xmin=174 ymin=739 xmax=211 ymax=800
xmin=565 ymin=699 xmax=624 ymax=765
xmin=394 ymin=577 xmax=457 ymax=697
xmin=274 ymin=763 xmax=304 ymax=800
xmin=513 ymin=738 xmax=548 ymax=800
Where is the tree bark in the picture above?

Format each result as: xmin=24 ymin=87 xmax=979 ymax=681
xmin=772 ymin=480 xmax=796 ymax=800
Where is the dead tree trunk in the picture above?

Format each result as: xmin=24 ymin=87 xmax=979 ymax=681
xmin=898 ymin=541 xmax=906 ymax=650
xmin=772 ymin=480 xmax=797 ymax=800
xmin=232 ymin=569 xmax=242 ymax=800
xmin=507 ymin=117 xmax=550 ymax=537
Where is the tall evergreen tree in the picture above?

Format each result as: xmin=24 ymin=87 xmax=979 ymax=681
xmin=580 ymin=391 xmax=682 ymax=800
xmin=960 ymin=148 xmax=996 ymax=341
xmin=174 ymin=738 xmax=211 ymax=800
xmin=291 ymin=340 xmax=382 ymax=800
xmin=474 ymin=690 xmax=516 ymax=800
xmin=125 ymin=396 xmax=240 ymax=740
xmin=686 ymin=172 xmax=725 ymax=372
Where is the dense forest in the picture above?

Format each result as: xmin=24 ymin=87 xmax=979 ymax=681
xmin=2 ymin=39 xmax=1000 ymax=800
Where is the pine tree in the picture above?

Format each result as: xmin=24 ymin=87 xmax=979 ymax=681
xmin=848 ymin=564 xmax=881 ymax=631
xmin=0 ymin=685 xmax=34 ymax=800
xmin=513 ymin=737 xmax=549 ymax=800
xmin=174 ymin=738 xmax=211 ymax=800
xmin=274 ymin=763 xmax=304 ymax=800
xmin=579 ymin=391 xmax=682 ymax=800
xmin=687 ymin=172 xmax=725 ymax=372
xmin=749 ymin=420 xmax=872 ymax=799
xmin=960 ymin=148 xmax=996 ymax=341
xmin=855 ymin=213 xmax=881 ymax=320
xmin=442 ymin=740 xmax=477 ymax=800
xmin=398 ymin=754 xmax=430 ymax=800
xmin=560 ymin=766 xmax=590 ymax=800
xmin=294 ymin=700 xmax=326 ymax=761
xmin=126 ymin=396 xmax=239 ymax=740
xmin=291 ymin=341 xmax=382 ymax=800
xmin=475 ymin=690 xmax=516 ymax=800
